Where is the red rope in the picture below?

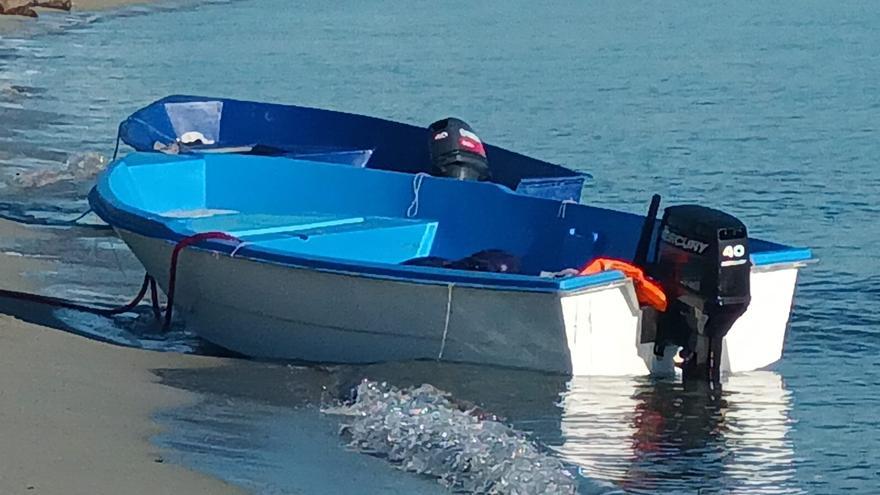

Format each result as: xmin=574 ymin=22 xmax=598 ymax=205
xmin=162 ymin=232 xmax=240 ymax=330
xmin=0 ymin=231 xmax=240 ymax=332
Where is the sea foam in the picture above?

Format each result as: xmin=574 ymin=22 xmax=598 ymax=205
xmin=334 ymin=380 xmax=577 ymax=494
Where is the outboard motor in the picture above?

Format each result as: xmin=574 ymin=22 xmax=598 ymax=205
xmin=651 ymin=205 xmax=752 ymax=384
xmin=428 ymin=118 xmax=491 ymax=181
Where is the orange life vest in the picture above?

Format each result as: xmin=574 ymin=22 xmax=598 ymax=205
xmin=579 ymin=258 xmax=668 ymax=312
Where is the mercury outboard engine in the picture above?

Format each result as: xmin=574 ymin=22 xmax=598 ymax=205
xmin=428 ymin=118 xmax=491 ymax=181
xmin=651 ymin=205 xmax=752 ymax=384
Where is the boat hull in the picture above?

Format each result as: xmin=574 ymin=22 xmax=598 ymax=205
xmin=119 ymin=229 xmax=801 ymax=376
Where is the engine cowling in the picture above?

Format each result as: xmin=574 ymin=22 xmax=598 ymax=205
xmin=651 ymin=205 xmax=752 ymax=383
xmin=428 ymin=117 xmax=491 ymax=181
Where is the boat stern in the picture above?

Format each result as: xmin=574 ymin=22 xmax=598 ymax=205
xmin=557 ymin=253 xmax=810 ymax=378
xmin=558 ymin=278 xmax=677 ymax=377
xmin=722 ymin=251 xmax=812 ymax=373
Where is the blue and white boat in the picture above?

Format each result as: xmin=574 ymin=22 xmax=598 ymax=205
xmin=116 ymin=95 xmax=587 ymax=202
xmin=91 ymin=97 xmax=813 ymax=379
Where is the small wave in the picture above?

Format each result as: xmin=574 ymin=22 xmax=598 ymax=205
xmin=0 ymin=82 xmax=31 ymax=100
xmin=333 ymin=380 xmax=577 ymax=494
xmin=0 ymin=150 xmax=110 ymax=226
xmin=52 ymin=308 xmax=202 ymax=354
xmin=8 ymin=150 xmax=106 ymax=188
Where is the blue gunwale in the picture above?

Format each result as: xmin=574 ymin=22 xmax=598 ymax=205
xmin=88 ymin=181 xmax=626 ymax=295
xmin=751 ymin=249 xmax=813 ymax=266
xmin=89 ymin=153 xmax=812 ymax=294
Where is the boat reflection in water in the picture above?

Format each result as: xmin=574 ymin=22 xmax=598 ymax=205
xmin=341 ymin=363 xmax=800 ymax=494
xmin=551 ymin=372 xmax=801 ymax=494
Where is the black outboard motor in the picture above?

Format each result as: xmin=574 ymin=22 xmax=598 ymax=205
xmin=651 ymin=205 xmax=752 ymax=384
xmin=428 ymin=117 xmax=491 ymax=181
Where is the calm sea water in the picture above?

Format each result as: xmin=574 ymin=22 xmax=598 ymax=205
xmin=1 ymin=0 xmax=878 ymax=493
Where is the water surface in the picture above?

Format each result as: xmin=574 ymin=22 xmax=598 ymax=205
xmin=1 ymin=0 xmax=878 ymax=493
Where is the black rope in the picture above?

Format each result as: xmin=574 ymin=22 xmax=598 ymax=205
xmin=0 ymin=273 xmax=158 ymax=317
xmin=149 ymin=277 xmax=162 ymax=321
xmin=0 ymin=233 xmax=238 ymax=332
xmin=0 ymin=210 xmax=111 ymax=230
xmin=112 ymin=132 xmax=121 ymax=161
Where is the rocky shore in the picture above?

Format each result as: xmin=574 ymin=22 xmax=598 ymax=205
xmin=0 ymin=0 xmax=71 ymax=17
xmin=1 ymin=0 xmax=148 ymax=17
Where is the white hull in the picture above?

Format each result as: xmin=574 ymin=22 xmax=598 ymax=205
xmin=119 ymin=229 xmax=801 ymax=376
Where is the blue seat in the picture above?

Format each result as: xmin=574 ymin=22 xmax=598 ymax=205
xmin=168 ymin=211 xmax=438 ymax=264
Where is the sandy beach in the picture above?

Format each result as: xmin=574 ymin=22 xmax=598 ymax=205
xmin=0 ymin=0 xmax=252 ymax=487
xmin=0 ymin=219 xmax=243 ymax=494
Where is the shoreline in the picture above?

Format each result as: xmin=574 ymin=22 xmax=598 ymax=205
xmin=0 ymin=219 xmax=244 ymax=494
xmin=1 ymin=0 xmax=155 ymax=30
xmin=0 ymin=313 xmax=245 ymax=495
xmin=71 ymin=0 xmax=155 ymax=10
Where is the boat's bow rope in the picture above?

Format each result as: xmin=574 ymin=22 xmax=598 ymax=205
xmin=112 ymin=118 xmax=178 ymax=161
xmin=0 ymin=231 xmax=240 ymax=332
xmin=162 ymin=232 xmax=241 ymax=330
xmin=0 ymin=273 xmax=160 ymax=317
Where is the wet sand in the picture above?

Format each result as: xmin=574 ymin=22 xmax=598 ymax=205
xmin=0 ymin=0 xmax=249 ymax=482
xmin=0 ymin=219 xmax=243 ymax=494
xmin=0 ymin=12 xmax=23 ymax=31
xmin=0 ymin=220 xmax=48 ymax=291
xmin=71 ymin=0 xmax=154 ymax=10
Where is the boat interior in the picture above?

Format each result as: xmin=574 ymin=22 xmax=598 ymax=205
xmin=99 ymin=153 xmax=796 ymax=281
